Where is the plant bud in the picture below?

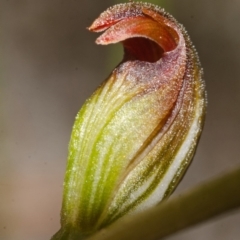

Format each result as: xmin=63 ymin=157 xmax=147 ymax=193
xmin=51 ymin=2 xmax=206 ymax=239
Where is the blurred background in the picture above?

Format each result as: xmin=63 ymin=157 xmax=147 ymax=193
xmin=0 ymin=0 xmax=240 ymax=239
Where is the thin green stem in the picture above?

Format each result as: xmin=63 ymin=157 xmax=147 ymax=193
xmin=87 ymin=166 xmax=240 ymax=240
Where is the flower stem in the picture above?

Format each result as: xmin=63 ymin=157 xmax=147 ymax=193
xmin=50 ymin=225 xmax=90 ymax=240
xmin=87 ymin=166 xmax=240 ymax=240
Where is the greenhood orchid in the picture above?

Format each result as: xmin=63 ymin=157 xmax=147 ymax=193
xmin=51 ymin=2 xmax=206 ymax=240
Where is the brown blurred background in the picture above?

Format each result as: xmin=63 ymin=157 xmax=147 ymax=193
xmin=0 ymin=0 xmax=240 ymax=239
